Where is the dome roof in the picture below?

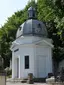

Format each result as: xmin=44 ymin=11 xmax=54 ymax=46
xmin=16 ymin=19 xmax=48 ymax=38
xmin=16 ymin=7 xmax=48 ymax=38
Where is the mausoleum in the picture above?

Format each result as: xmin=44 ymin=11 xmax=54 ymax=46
xmin=10 ymin=7 xmax=53 ymax=79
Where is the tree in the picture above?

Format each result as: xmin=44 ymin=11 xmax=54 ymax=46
xmin=37 ymin=0 xmax=64 ymax=64
xmin=0 ymin=0 xmax=37 ymax=68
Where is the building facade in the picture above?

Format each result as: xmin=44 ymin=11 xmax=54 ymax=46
xmin=10 ymin=7 xmax=53 ymax=79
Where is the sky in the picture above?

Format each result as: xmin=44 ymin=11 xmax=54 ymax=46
xmin=0 ymin=0 xmax=29 ymax=27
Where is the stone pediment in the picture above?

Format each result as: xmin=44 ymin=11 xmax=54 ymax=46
xmin=35 ymin=39 xmax=54 ymax=48
xmin=10 ymin=39 xmax=53 ymax=50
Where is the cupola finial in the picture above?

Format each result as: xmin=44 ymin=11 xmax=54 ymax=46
xmin=28 ymin=6 xmax=36 ymax=19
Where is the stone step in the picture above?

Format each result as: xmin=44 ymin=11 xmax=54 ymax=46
xmin=7 ymin=78 xmax=27 ymax=83
xmin=7 ymin=78 xmax=46 ymax=83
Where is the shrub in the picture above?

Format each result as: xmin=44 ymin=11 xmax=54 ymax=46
xmin=5 ymin=67 xmax=12 ymax=76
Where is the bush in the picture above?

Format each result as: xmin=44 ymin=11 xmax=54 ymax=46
xmin=5 ymin=67 xmax=12 ymax=76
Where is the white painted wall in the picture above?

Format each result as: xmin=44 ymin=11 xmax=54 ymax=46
xmin=11 ymin=36 xmax=53 ymax=79
xmin=19 ymin=45 xmax=35 ymax=78
xmin=34 ymin=45 xmax=53 ymax=78
xmin=12 ymin=44 xmax=35 ymax=79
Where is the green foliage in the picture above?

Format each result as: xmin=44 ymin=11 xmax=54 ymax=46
xmin=37 ymin=0 xmax=55 ymax=21
xmin=0 ymin=0 xmax=37 ymax=68
xmin=5 ymin=67 xmax=12 ymax=76
xmin=37 ymin=0 xmax=64 ymax=63
xmin=0 ymin=8 xmax=26 ymax=68
xmin=37 ymin=0 xmax=64 ymax=31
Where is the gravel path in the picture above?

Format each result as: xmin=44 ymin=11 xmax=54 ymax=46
xmin=6 ymin=82 xmax=48 ymax=85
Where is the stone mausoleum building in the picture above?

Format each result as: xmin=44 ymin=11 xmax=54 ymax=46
xmin=10 ymin=7 xmax=53 ymax=79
